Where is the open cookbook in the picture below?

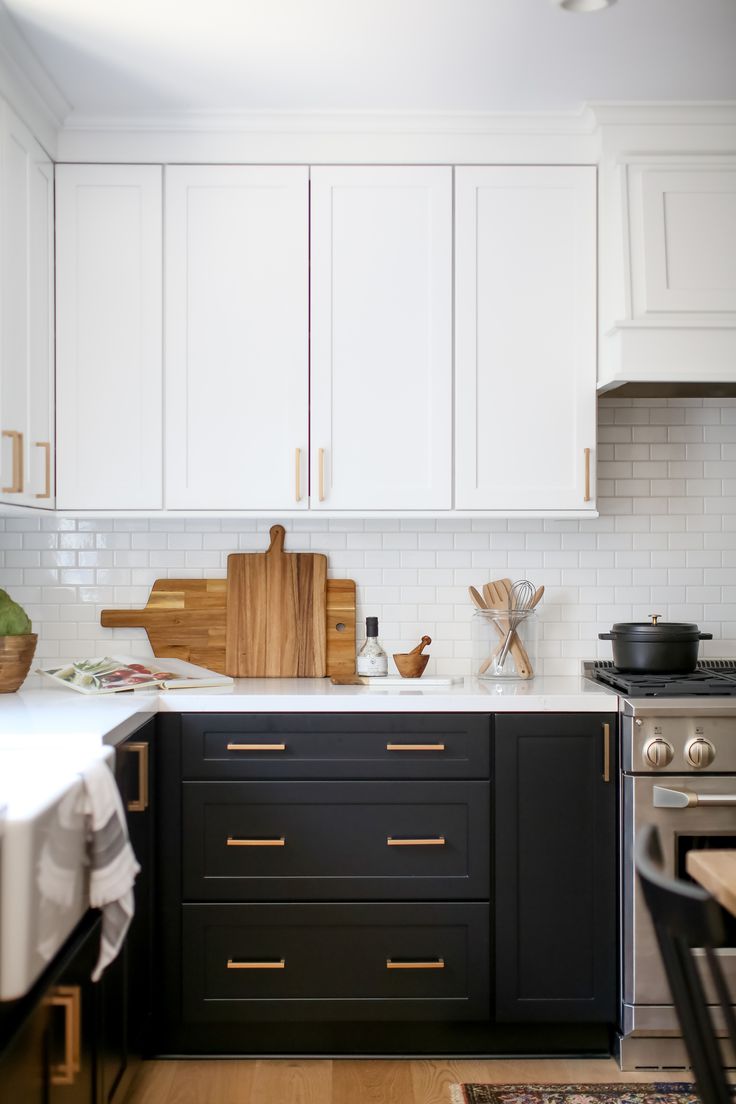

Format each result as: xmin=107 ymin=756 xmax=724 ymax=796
xmin=38 ymin=656 xmax=233 ymax=694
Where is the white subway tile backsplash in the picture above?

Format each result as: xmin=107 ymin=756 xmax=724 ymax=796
xmin=2 ymin=398 xmax=736 ymax=678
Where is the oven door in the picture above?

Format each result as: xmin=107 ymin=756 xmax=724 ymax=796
xmin=624 ymin=773 xmax=736 ymax=1008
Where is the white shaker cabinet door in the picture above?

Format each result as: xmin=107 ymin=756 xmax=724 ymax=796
xmin=455 ymin=166 xmax=597 ymax=513
xmin=310 ymin=166 xmax=452 ymax=511
xmin=56 ymin=165 xmax=163 ymax=509
xmin=165 ymin=166 xmax=309 ymax=510
xmin=0 ymin=104 xmax=54 ymax=508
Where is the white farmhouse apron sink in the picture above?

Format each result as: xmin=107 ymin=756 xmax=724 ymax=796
xmin=0 ymin=743 xmax=114 ymax=1001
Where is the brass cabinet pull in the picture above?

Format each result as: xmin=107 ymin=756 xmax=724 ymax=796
xmin=227 ymin=959 xmax=285 ymax=969
xmin=1 ymin=429 xmax=23 ymax=493
xmin=34 ymin=441 xmax=51 ymax=499
xmin=386 ymin=959 xmax=445 ymax=970
xmin=318 ymin=447 xmax=325 ymax=501
xmin=603 ymin=722 xmax=611 ymax=784
xmin=227 ymin=836 xmax=286 ymax=847
xmin=386 ymin=743 xmax=446 ymax=752
xmin=295 ymin=447 xmax=302 ymax=502
xmin=226 ymin=742 xmax=287 ymax=752
xmin=47 ymin=986 xmax=81 ymax=1085
xmin=125 ymin=742 xmax=149 ymax=812
xmin=584 ymin=447 xmax=591 ymax=502
xmin=387 ymin=836 xmax=446 ymax=846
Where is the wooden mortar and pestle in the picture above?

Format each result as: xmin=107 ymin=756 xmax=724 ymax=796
xmin=393 ymin=636 xmax=432 ymax=679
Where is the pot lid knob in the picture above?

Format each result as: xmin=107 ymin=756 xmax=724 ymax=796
xmin=649 ymin=613 xmax=662 ymax=625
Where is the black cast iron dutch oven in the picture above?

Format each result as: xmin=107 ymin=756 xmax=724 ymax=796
xmin=599 ymin=614 xmax=712 ymax=674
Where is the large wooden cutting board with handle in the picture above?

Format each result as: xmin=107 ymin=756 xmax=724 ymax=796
xmin=226 ymin=524 xmax=327 ymax=677
xmin=100 ymin=579 xmax=228 ymax=671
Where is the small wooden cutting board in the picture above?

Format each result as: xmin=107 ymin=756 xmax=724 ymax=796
xmin=325 ymin=578 xmax=356 ymax=677
xmin=226 ymin=525 xmax=327 ymax=677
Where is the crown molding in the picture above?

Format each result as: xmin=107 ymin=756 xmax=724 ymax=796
xmin=589 ymin=101 xmax=736 ymax=127
xmin=0 ymin=1 xmax=70 ymax=155
xmin=60 ymin=105 xmax=599 ymax=136
xmin=55 ymin=105 xmax=602 ymax=163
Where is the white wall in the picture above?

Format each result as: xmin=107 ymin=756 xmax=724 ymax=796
xmin=2 ymin=396 xmax=735 ymax=682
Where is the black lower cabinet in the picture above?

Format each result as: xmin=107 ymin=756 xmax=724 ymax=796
xmin=0 ymin=912 xmax=100 ymax=1104
xmin=47 ymin=915 xmax=100 ymax=1104
xmin=156 ymin=710 xmax=618 ymax=1056
xmin=109 ymin=721 xmax=155 ymax=1100
xmin=494 ymin=712 xmax=617 ymax=1024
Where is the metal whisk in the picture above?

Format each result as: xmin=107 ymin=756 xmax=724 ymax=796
xmin=497 ymin=579 xmax=536 ymax=670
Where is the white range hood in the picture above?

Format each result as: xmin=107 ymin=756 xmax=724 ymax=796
xmin=598 ymin=152 xmax=736 ymax=395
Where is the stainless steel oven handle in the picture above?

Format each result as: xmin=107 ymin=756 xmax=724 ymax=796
xmin=653 ymin=785 xmax=736 ymax=809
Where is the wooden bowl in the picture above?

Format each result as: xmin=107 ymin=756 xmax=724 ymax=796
xmin=393 ymin=652 xmax=430 ymax=679
xmin=0 ymin=634 xmax=38 ymax=693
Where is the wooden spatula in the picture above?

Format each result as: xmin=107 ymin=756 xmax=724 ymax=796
xmin=478 ymin=578 xmax=532 ymax=678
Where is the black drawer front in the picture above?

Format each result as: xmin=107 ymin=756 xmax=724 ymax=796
xmin=182 ymin=902 xmax=490 ymax=1021
xmin=181 ymin=714 xmax=490 ymax=780
xmin=182 ymin=780 xmax=490 ymax=901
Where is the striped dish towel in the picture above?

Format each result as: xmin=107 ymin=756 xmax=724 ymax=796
xmin=79 ymin=758 xmax=141 ymax=982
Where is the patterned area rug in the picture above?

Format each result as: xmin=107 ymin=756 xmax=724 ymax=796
xmin=449 ymin=1085 xmax=699 ymax=1104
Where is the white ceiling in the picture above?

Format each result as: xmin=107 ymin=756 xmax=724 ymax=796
xmin=3 ymin=0 xmax=736 ymax=120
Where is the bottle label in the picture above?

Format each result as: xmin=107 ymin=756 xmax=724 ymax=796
xmin=357 ymin=654 xmax=388 ymax=676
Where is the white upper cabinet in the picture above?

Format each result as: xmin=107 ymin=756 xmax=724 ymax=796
xmin=310 ymin=166 xmax=452 ymax=511
xmin=165 ymin=166 xmax=309 ymax=510
xmin=455 ymin=166 xmax=597 ymax=513
xmin=0 ymin=103 xmax=54 ymax=508
xmin=56 ymin=164 xmax=163 ymax=510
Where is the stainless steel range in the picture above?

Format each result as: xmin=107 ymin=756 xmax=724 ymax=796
xmin=585 ymin=660 xmax=736 ymax=1072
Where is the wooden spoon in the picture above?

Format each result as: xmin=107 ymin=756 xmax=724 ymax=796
xmin=468 ymin=585 xmax=487 ymax=610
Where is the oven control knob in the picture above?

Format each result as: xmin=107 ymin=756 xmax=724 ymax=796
xmin=686 ymin=738 xmax=715 ymax=769
xmin=644 ymin=738 xmax=674 ymax=769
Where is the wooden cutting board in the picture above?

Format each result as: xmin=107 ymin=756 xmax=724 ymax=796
xmin=325 ymin=578 xmax=356 ymax=677
xmin=226 ymin=524 xmax=327 ymax=677
xmin=100 ymin=571 xmax=355 ymax=678
xmin=100 ymin=578 xmax=228 ymax=672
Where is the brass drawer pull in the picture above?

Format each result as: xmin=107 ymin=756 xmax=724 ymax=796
xmin=1 ymin=429 xmax=23 ymax=493
xmin=46 ymin=985 xmax=81 ymax=1085
xmin=35 ymin=441 xmax=51 ymax=499
xmin=387 ymin=836 xmax=446 ymax=846
xmin=125 ymin=742 xmax=149 ymax=812
xmin=227 ymin=837 xmax=286 ymax=847
xmin=386 ymin=959 xmax=445 ymax=970
xmin=386 ymin=743 xmax=445 ymax=752
xmin=227 ymin=959 xmax=286 ymax=969
xmin=603 ymin=722 xmax=611 ymax=783
xmin=226 ymin=742 xmax=287 ymax=752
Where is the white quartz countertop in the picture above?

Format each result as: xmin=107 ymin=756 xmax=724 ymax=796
xmin=157 ymin=675 xmax=617 ymax=713
xmin=0 ymin=676 xmax=617 ymax=747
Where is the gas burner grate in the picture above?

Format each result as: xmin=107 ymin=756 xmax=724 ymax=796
xmin=593 ymin=664 xmax=736 ymax=697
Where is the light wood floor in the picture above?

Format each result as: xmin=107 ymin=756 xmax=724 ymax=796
xmin=124 ymin=1057 xmax=693 ymax=1104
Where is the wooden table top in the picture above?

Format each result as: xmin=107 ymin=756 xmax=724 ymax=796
xmin=686 ymin=850 xmax=736 ymax=918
